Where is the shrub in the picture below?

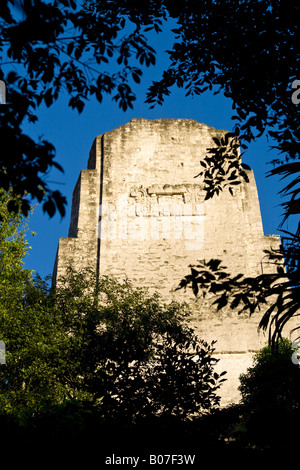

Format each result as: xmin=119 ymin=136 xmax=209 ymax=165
xmin=238 ymin=338 xmax=300 ymax=449
xmin=0 ymin=268 xmax=226 ymax=428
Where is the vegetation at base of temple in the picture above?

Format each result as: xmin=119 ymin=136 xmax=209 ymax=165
xmin=239 ymin=337 xmax=300 ymax=406
xmin=0 ymin=192 xmax=226 ymax=436
xmin=236 ymin=338 xmax=300 ymax=450
xmin=0 ymin=272 xmax=225 ymax=425
xmin=0 ymin=193 xmax=300 ymax=457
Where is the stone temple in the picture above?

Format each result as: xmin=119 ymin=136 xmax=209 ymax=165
xmin=53 ymin=118 xmax=291 ymax=405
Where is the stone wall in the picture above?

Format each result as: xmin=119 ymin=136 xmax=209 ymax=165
xmin=53 ymin=118 xmax=298 ymax=406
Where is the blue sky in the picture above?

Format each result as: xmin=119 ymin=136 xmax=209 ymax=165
xmin=19 ymin=28 xmax=289 ymax=280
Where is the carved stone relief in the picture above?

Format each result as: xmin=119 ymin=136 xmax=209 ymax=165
xmin=129 ymin=184 xmax=206 ymax=217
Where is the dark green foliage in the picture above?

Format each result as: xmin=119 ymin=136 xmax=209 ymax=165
xmin=0 ymin=267 xmax=226 ymax=445
xmin=237 ymin=339 xmax=300 ymax=449
xmin=0 ymin=259 xmax=225 ymax=428
xmin=0 ymin=196 xmax=225 ymax=435
xmin=53 ymin=270 xmax=226 ymax=423
xmin=239 ymin=339 xmax=300 ymax=411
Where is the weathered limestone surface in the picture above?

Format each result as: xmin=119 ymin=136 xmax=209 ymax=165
xmin=53 ymin=118 xmax=298 ymax=406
